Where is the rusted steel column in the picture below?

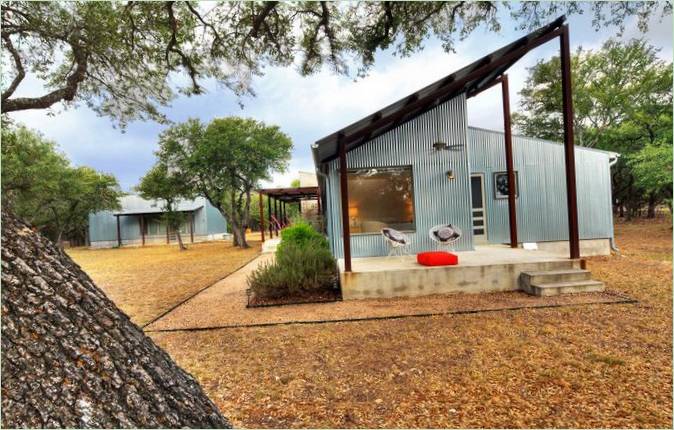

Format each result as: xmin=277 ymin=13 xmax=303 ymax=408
xmin=166 ymin=222 xmax=170 ymax=244
xmin=501 ymin=74 xmax=518 ymax=248
xmin=338 ymin=135 xmax=352 ymax=272
xmin=116 ymin=215 xmax=121 ymax=247
xmin=267 ymin=195 xmax=273 ymax=238
xmin=560 ymin=25 xmax=580 ymax=259
xmin=274 ymin=199 xmax=279 ymax=237
xmin=259 ymin=193 xmax=265 ymax=242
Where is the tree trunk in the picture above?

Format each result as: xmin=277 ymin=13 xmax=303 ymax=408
xmin=1 ymin=210 xmax=230 ymax=428
xmin=647 ymin=193 xmax=657 ymax=218
xmin=173 ymin=223 xmax=187 ymax=251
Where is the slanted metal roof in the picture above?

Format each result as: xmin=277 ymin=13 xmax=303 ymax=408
xmin=312 ymin=16 xmax=567 ymax=166
xmin=113 ymin=195 xmax=204 ymax=216
xmin=258 ymin=186 xmax=320 ymax=202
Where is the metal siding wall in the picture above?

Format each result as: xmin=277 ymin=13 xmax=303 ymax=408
xmin=326 ymin=94 xmax=474 ymax=258
xmin=204 ymin=199 xmax=227 ymax=235
xmin=88 ymin=211 xmax=118 ymax=242
xmin=467 ymin=127 xmax=614 ymax=244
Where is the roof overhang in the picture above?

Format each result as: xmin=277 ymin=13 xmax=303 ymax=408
xmin=113 ymin=206 xmax=203 ymax=216
xmin=312 ymin=16 xmax=567 ymax=166
xmin=258 ymin=186 xmax=320 ymax=202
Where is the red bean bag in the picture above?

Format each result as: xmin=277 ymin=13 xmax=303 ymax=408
xmin=417 ymin=251 xmax=459 ymax=266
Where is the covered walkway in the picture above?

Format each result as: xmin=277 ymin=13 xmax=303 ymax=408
xmin=257 ymin=186 xmax=321 ymax=241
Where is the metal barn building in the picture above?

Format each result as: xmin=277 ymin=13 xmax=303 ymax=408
xmin=311 ymin=16 xmax=619 ymax=293
xmin=88 ymin=195 xmax=228 ymax=248
xmin=317 ymin=117 xmax=617 ymax=259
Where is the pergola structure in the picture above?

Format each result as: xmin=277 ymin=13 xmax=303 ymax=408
xmin=257 ymin=186 xmax=321 ymax=241
xmin=312 ymin=16 xmax=580 ymax=273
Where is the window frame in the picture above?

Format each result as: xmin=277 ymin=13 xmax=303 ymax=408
xmin=344 ymin=164 xmax=417 ymax=236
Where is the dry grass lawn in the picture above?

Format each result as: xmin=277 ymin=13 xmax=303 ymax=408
xmin=150 ymin=217 xmax=672 ymax=428
xmin=68 ymin=240 xmax=260 ymax=326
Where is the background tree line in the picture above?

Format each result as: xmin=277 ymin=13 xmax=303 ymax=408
xmin=1 ymin=121 xmax=123 ymax=245
xmin=139 ymin=116 xmax=292 ymax=249
xmin=513 ymin=38 xmax=672 ymax=219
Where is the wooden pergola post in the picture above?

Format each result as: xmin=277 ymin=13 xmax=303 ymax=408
xmin=560 ymin=25 xmax=580 ymax=259
xmin=273 ymin=198 xmax=278 ymax=236
xmin=116 ymin=215 xmax=121 ymax=247
xmin=166 ymin=222 xmax=169 ymax=244
xmin=501 ymin=74 xmax=518 ymax=248
xmin=267 ymin=195 xmax=273 ymax=238
xmin=338 ymin=135 xmax=352 ymax=272
xmin=259 ymin=193 xmax=266 ymax=242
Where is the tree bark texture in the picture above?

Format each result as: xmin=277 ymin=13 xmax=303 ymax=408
xmin=1 ymin=210 xmax=230 ymax=428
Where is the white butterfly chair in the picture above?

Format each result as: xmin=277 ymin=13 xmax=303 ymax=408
xmin=429 ymin=224 xmax=462 ymax=251
xmin=381 ymin=227 xmax=411 ymax=257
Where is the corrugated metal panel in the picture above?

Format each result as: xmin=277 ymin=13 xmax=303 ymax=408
xmin=88 ymin=197 xmax=227 ymax=242
xmin=326 ymin=94 xmax=474 ymax=258
xmin=467 ymin=127 xmax=614 ymax=244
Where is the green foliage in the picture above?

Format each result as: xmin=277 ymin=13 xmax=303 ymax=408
xmin=137 ymin=163 xmax=193 ymax=250
xmin=1 ymin=123 xmax=122 ymax=243
xmin=247 ymin=238 xmax=338 ymax=300
xmin=513 ymin=38 xmax=673 ymax=217
xmin=630 ymin=142 xmax=673 ymax=211
xmin=2 ymin=2 xmax=669 ymax=124
xmin=290 ymin=178 xmax=301 ymax=187
xmin=154 ymin=117 xmax=292 ymax=247
xmin=278 ymin=220 xmax=329 ymax=254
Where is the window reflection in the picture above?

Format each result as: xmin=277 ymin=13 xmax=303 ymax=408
xmin=346 ymin=166 xmax=415 ymax=233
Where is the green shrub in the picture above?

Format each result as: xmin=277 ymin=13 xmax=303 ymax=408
xmin=277 ymin=220 xmax=328 ymax=254
xmin=248 ymin=237 xmax=338 ymax=299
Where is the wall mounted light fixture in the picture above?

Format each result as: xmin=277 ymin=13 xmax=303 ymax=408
xmin=446 ymin=170 xmax=455 ymax=180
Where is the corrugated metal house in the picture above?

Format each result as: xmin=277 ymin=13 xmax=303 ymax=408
xmin=88 ymin=195 xmax=228 ymax=248
xmin=312 ymin=17 xmax=618 ymax=263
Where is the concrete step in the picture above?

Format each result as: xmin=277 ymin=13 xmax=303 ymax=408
xmin=524 ymin=279 xmax=605 ymax=297
xmin=520 ymin=269 xmax=592 ymax=286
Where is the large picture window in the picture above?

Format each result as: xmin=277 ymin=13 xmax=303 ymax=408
xmin=346 ymin=166 xmax=415 ymax=234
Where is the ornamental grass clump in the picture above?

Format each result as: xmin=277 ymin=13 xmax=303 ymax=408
xmin=248 ymin=223 xmax=337 ymax=300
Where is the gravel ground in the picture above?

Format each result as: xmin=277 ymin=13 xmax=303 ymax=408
xmin=145 ymin=256 xmax=631 ymax=332
xmin=148 ymin=218 xmax=671 ymax=428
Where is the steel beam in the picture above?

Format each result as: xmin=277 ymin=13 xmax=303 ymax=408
xmin=560 ymin=25 xmax=580 ymax=259
xmin=338 ymin=135 xmax=352 ymax=272
xmin=259 ymin=193 xmax=265 ymax=242
xmin=501 ymin=74 xmax=518 ymax=248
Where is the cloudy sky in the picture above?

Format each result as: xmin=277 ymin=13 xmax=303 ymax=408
xmin=8 ymin=7 xmax=673 ymax=191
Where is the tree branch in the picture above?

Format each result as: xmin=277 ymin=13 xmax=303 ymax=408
xmin=1 ymin=33 xmax=25 ymax=102
xmin=165 ymin=1 xmax=202 ymax=93
xmin=1 ymin=34 xmax=88 ymax=113
xmin=249 ymin=1 xmax=278 ymax=38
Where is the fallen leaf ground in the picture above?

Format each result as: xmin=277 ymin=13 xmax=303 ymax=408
xmin=149 ymin=217 xmax=672 ymax=428
xmin=68 ymin=240 xmax=260 ymax=326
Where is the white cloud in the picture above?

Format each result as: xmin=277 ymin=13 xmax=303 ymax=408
xmin=5 ymin=12 xmax=672 ymax=190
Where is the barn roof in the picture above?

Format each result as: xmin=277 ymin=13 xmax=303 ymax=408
xmin=113 ymin=195 xmax=204 ymax=216
xmin=312 ymin=16 xmax=567 ymax=166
